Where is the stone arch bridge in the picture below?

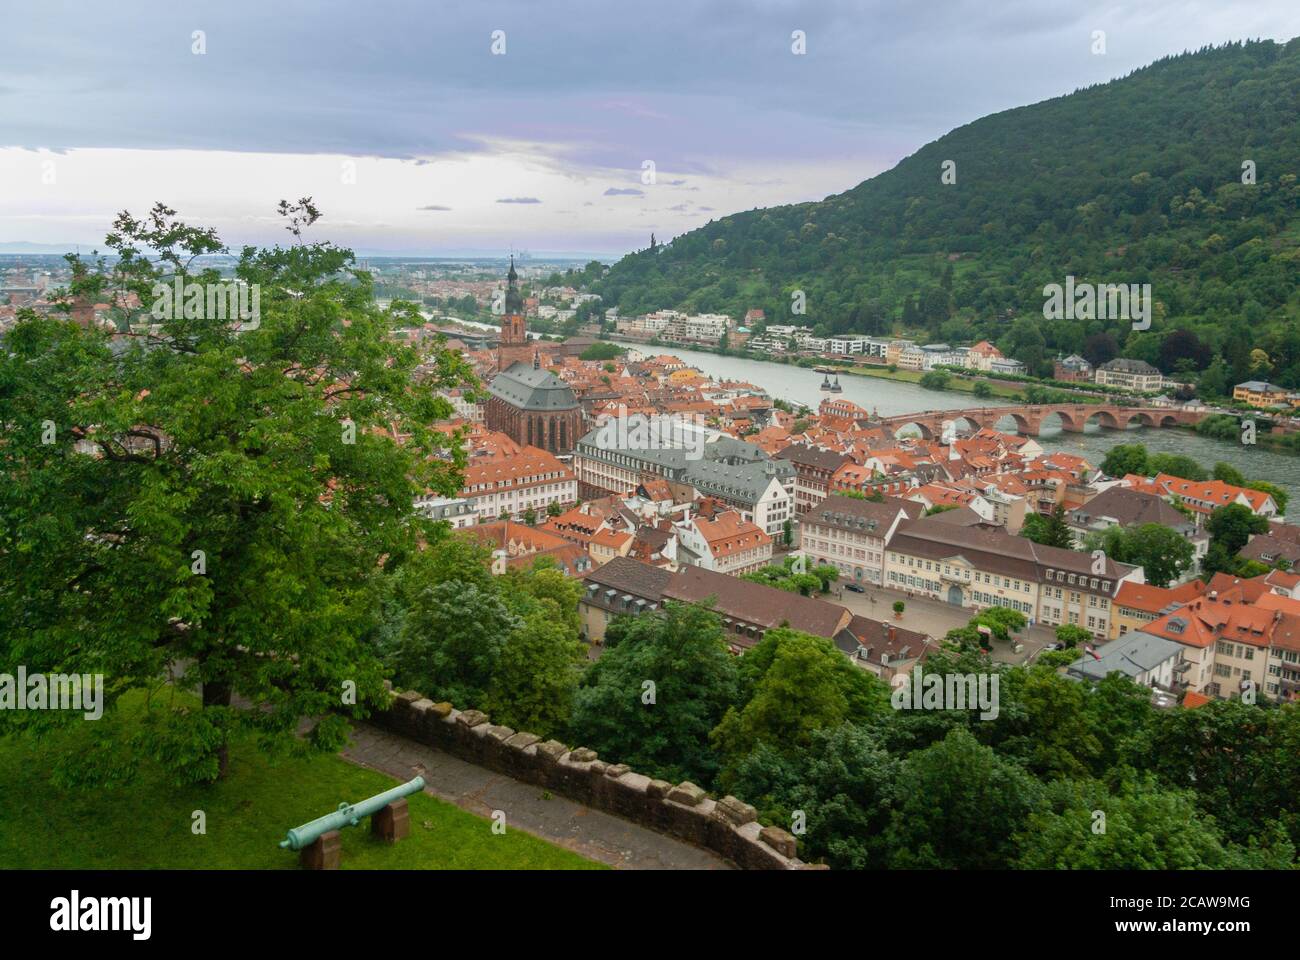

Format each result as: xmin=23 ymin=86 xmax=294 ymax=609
xmin=878 ymin=404 xmax=1206 ymax=440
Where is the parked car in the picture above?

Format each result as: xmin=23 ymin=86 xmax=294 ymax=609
xmin=844 ymin=582 xmax=865 ymax=593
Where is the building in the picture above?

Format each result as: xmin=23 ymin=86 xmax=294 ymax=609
xmin=467 ymin=520 xmax=594 ymax=578
xmin=413 ymin=495 xmax=477 ymax=529
xmin=1110 ymin=580 xmax=1208 ymax=640
xmin=834 ymin=616 xmax=937 ymax=682
xmin=883 ymin=514 xmax=1143 ymax=637
xmin=1095 ymin=358 xmax=1165 ymax=392
xmin=776 ymin=443 xmax=851 ymax=515
xmin=1136 ymin=584 xmax=1300 ymax=701
xmin=1232 ymin=380 xmax=1300 ymax=410
xmin=461 ymin=446 xmax=578 ymax=521
xmin=673 ymin=510 xmax=773 ymax=575
xmin=484 ymin=356 xmax=585 ymax=455
xmin=1053 ymin=354 xmax=1093 ymax=382
xmin=495 ymin=257 xmax=532 ymax=370
xmin=1067 ymin=486 xmax=1207 ymax=571
xmin=801 ymin=494 xmax=923 ymax=584
xmin=1124 ymin=473 xmax=1279 ymax=520
xmin=573 ymin=431 xmax=795 ymax=537
xmin=1066 ymin=632 xmax=1185 ymax=692
xmin=578 ymin=556 xmax=857 ymax=651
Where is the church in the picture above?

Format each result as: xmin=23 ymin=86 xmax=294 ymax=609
xmin=484 ymin=258 xmax=585 ymax=455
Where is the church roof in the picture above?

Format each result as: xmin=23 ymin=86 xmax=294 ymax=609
xmin=488 ymin=361 xmax=579 ymax=411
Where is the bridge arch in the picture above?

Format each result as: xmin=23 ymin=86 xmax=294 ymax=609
xmin=1122 ymin=411 xmax=1157 ymax=429
xmin=892 ymin=420 xmax=934 ymax=440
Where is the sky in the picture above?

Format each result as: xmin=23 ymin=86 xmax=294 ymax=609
xmin=2 ymin=0 xmax=1298 ymax=258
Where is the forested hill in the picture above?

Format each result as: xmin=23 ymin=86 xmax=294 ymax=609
xmin=594 ymin=39 xmax=1300 ymax=390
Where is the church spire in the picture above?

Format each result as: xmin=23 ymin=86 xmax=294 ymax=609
xmin=504 ymin=255 xmax=523 ymax=315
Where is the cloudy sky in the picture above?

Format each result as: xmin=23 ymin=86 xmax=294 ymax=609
xmin=2 ymin=0 xmax=1297 ymax=257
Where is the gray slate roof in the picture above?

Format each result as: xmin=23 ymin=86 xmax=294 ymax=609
xmin=1066 ymin=632 xmax=1183 ymax=682
xmin=488 ymin=362 xmax=579 ymax=411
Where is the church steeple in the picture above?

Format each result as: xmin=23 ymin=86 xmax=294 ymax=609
xmin=504 ymin=255 xmax=524 ymax=316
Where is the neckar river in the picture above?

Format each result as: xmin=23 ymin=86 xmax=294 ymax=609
xmin=652 ymin=345 xmax=1300 ymax=521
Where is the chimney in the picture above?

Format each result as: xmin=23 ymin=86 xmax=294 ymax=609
xmin=888 ymin=625 xmax=896 ymax=643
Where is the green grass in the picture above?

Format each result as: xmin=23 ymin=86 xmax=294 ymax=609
xmin=0 ymin=696 xmax=602 ymax=870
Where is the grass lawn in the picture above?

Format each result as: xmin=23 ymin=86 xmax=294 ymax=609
xmin=0 ymin=695 xmax=602 ymax=870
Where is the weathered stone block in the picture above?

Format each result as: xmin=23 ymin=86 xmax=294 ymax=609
xmin=605 ymin=763 xmax=631 ymax=779
xmin=482 ymin=724 xmax=515 ymax=742
xmin=646 ymin=779 xmax=673 ymax=800
xmin=667 ymin=781 xmax=707 ymax=806
xmin=504 ymin=732 xmax=540 ymax=749
xmin=759 ymin=825 xmax=798 ymax=858
xmin=430 ymin=701 xmax=453 ymax=718
xmin=569 ymin=747 xmax=598 ymax=763
xmin=714 ymin=795 xmax=757 ymax=826
xmin=535 ymin=740 xmax=568 ymax=763
xmin=457 ymin=709 xmax=488 ymax=728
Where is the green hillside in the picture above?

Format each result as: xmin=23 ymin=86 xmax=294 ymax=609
xmin=596 ymin=39 xmax=1300 ymax=392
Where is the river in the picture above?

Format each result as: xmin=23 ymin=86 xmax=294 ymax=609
xmin=649 ymin=345 xmax=1300 ymax=520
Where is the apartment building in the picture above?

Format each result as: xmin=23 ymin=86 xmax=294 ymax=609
xmin=461 ymin=446 xmax=578 ymax=521
xmin=1124 ymin=473 xmax=1279 ymax=519
xmin=1137 ymin=582 xmax=1300 ymax=701
xmin=776 ymin=443 xmax=851 ymax=515
xmin=1232 ymin=380 xmax=1300 ymax=409
xmin=801 ymin=494 xmax=922 ymax=585
xmin=673 ymin=510 xmax=773 ymax=575
xmin=883 ymin=514 xmax=1143 ymax=637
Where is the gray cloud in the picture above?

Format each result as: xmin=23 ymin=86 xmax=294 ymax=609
xmin=496 ymin=197 xmax=542 ymax=204
xmin=416 ymin=204 xmax=452 ymax=211
xmin=604 ymin=187 xmax=645 ymax=196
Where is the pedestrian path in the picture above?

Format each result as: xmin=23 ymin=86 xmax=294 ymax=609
xmin=341 ymin=722 xmax=732 ymax=870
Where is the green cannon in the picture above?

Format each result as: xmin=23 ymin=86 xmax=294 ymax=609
xmin=279 ymin=776 xmax=425 ymax=852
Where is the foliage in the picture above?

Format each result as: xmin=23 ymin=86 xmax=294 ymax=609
xmin=1020 ymin=504 xmax=1074 ymax=549
xmin=568 ymin=602 xmax=740 ymax=787
xmin=0 ymin=201 xmax=475 ymax=782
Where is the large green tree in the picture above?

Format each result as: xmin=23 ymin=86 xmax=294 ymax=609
xmin=568 ymin=602 xmax=740 ymax=787
xmin=0 ymin=201 xmax=474 ymax=783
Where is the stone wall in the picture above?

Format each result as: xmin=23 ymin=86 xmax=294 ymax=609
xmin=371 ymin=688 xmax=819 ymax=870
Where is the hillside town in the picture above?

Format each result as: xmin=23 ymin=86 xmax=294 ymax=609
xmin=398 ymin=263 xmax=1300 ymax=708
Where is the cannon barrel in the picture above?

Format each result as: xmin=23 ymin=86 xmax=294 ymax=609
xmin=279 ymin=776 xmax=425 ymax=851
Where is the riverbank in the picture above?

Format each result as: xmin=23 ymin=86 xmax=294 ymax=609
xmin=607 ymin=336 xmax=1100 ymax=404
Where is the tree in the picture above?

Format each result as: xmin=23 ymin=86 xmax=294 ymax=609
xmin=568 ymin=602 xmax=740 ymax=787
xmin=1020 ymin=504 xmax=1074 ymax=549
xmin=972 ymin=381 xmax=994 ymax=398
xmin=1086 ymin=523 xmax=1195 ymax=588
xmin=1205 ymin=503 xmax=1270 ymax=571
xmin=483 ymin=606 xmax=584 ymax=739
xmin=0 ymin=201 xmax=474 ymax=783
xmin=1101 ymin=443 xmax=1148 ymax=478
xmin=727 ymin=724 xmax=897 ymax=869
xmin=711 ymin=629 xmax=888 ymax=776
xmin=1055 ymin=624 xmax=1091 ymax=648
xmin=1016 ymin=777 xmax=1241 ymax=869
xmin=395 ymin=579 xmax=518 ymax=708
xmin=1097 ymin=447 xmax=1149 ymax=481
xmin=886 ymin=727 xmax=1041 ymax=869
xmin=782 ymin=518 xmax=793 ymax=546
xmin=893 ymin=600 xmax=905 ymax=616
xmin=1147 ymin=453 xmax=1207 ymax=481
xmin=1212 ymin=461 xmax=1246 ymax=487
